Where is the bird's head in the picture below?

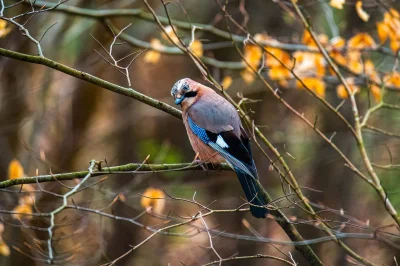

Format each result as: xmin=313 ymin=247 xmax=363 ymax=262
xmin=170 ymin=78 xmax=199 ymax=107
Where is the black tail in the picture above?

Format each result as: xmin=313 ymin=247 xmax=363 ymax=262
xmin=234 ymin=167 xmax=268 ymax=218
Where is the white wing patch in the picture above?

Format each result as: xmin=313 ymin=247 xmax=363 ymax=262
xmin=216 ymin=135 xmax=229 ymax=148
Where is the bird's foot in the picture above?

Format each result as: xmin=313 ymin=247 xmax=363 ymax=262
xmin=193 ymin=159 xmax=209 ymax=171
xmin=192 ymin=153 xmax=208 ymax=171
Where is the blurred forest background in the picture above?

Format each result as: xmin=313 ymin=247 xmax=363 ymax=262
xmin=0 ymin=0 xmax=400 ymax=265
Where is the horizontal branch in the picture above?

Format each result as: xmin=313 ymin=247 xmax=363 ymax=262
xmin=0 ymin=47 xmax=182 ymax=119
xmin=0 ymin=162 xmax=232 ymax=189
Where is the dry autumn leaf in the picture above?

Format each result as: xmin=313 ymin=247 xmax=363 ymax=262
xmin=12 ymin=204 xmax=33 ymax=220
xmin=336 ymin=78 xmax=360 ymax=99
xmin=265 ymin=47 xmax=292 ymax=68
xmin=330 ymin=36 xmax=346 ymax=49
xmin=329 ymin=0 xmax=345 ymax=9
xmin=8 ymin=159 xmax=24 ymax=180
xmin=268 ymin=67 xmax=291 ymax=80
xmin=221 ymin=76 xmax=233 ymax=89
xmin=0 ymin=241 xmax=10 ymax=257
xmin=384 ymin=72 xmax=400 ymax=88
xmin=355 ymin=1 xmax=370 ymax=22
xmin=376 ymin=22 xmax=390 ymax=44
xmin=140 ymin=187 xmax=166 ymax=213
xmin=240 ymin=70 xmax=256 ymax=85
xmin=376 ymin=8 xmax=400 ymax=52
xmin=293 ymin=51 xmax=325 ymax=77
xmin=189 ymin=40 xmax=203 ymax=57
xmin=390 ymin=39 xmax=400 ymax=53
xmin=348 ymin=60 xmax=363 ymax=74
xmin=370 ymin=84 xmax=382 ymax=102
xmin=348 ymin=33 xmax=376 ymax=49
xmin=364 ymin=59 xmax=381 ymax=83
xmin=243 ymin=44 xmax=262 ymax=70
xmin=296 ymin=77 xmax=326 ymax=97
xmin=0 ymin=20 xmax=11 ymax=38
xmin=161 ymin=25 xmax=179 ymax=44
xmin=302 ymin=31 xmax=328 ymax=47
xmin=144 ymin=39 xmax=162 ymax=64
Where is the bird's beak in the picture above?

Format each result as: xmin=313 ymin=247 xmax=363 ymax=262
xmin=175 ymin=96 xmax=185 ymax=105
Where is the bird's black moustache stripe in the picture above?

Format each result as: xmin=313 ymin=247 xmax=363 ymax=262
xmin=184 ymin=91 xmax=197 ymax=98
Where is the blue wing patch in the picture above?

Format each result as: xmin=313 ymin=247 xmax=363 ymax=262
xmin=188 ymin=117 xmax=210 ymax=143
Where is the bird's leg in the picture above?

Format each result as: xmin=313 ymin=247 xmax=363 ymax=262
xmin=192 ymin=153 xmax=209 ymax=172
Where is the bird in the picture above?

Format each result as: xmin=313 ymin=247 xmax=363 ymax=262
xmin=171 ymin=78 xmax=268 ymax=218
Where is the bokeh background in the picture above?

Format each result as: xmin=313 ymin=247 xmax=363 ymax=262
xmin=0 ymin=0 xmax=400 ymax=265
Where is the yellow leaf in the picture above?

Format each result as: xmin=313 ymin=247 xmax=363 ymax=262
xmin=293 ymin=51 xmax=325 ymax=77
xmin=144 ymin=39 xmax=163 ymax=64
xmin=356 ymin=1 xmax=370 ymax=22
xmin=383 ymin=11 xmax=400 ymax=37
xmin=376 ymin=22 xmax=390 ymax=44
xmin=348 ymin=60 xmax=363 ymax=74
xmin=240 ymin=70 xmax=256 ymax=85
xmin=221 ymin=76 xmax=233 ymax=89
xmin=12 ymin=204 xmax=33 ymax=220
xmin=0 ymin=20 xmax=11 ymax=38
xmin=243 ymin=44 xmax=262 ymax=69
xmin=296 ymin=77 xmax=326 ymax=97
xmin=8 ymin=159 xmax=24 ymax=180
xmin=388 ymin=8 xmax=400 ymax=19
xmin=318 ymin=34 xmax=329 ymax=46
xmin=364 ymin=59 xmax=375 ymax=75
xmin=363 ymin=59 xmax=381 ymax=83
xmin=330 ymin=36 xmax=346 ymax=49
xmin=161 ymin=25 xmax=179 ymax=44
xmin=370 ymin=85 xmax=381 ymax=102
xmin=330 ymin=51 xmax=347 ymax=66
xmin=302 ymin=31 xmax=328 ymax=47
xmin=302 ymin=30 xmax=316 ymax=47
xmin=348 ymin=33 xmax=376 ymax=49
xmin=265 ymin=47 xmax=292 ymax=68
xmin=329 ymin=0 xmax=345 ymax=9
xmin=336 ymin=79 xmax=360 ymax=99
xmin=0 ymin=242 xmax=10 ymax=257
xmin=315 ymin=54 xmax=326 ymax=76
xmin=347 ymin=50 xmax=361 ymax=62
xmin=140 ymin=188 xmax=165 ymax=213
xmin=378 ymin=8 xmax=400 ymax=53
xmin=189 ymin=40 xmax=203 ymax=57
xmin=390 ymin=39 xmax=400 ymax=53
xmin=144 ymin=51 xmax=161 ymax=64
xmin=384 ymin=72 xmax=400 ymax=88
xmin=268 ymin=67 xmax=292 ymax=80
xmin=150 ymin=38 xmax=163 ymax=50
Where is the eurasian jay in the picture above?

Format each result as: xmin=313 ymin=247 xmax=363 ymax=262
xmin=171 ymin=78 xmax=268 ymax=218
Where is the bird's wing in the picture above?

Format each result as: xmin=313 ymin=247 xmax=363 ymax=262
xmin=187 ymin=93 xmax=241 ymax=136
xmin=187 ymin=116 xmax=256 ymax=178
